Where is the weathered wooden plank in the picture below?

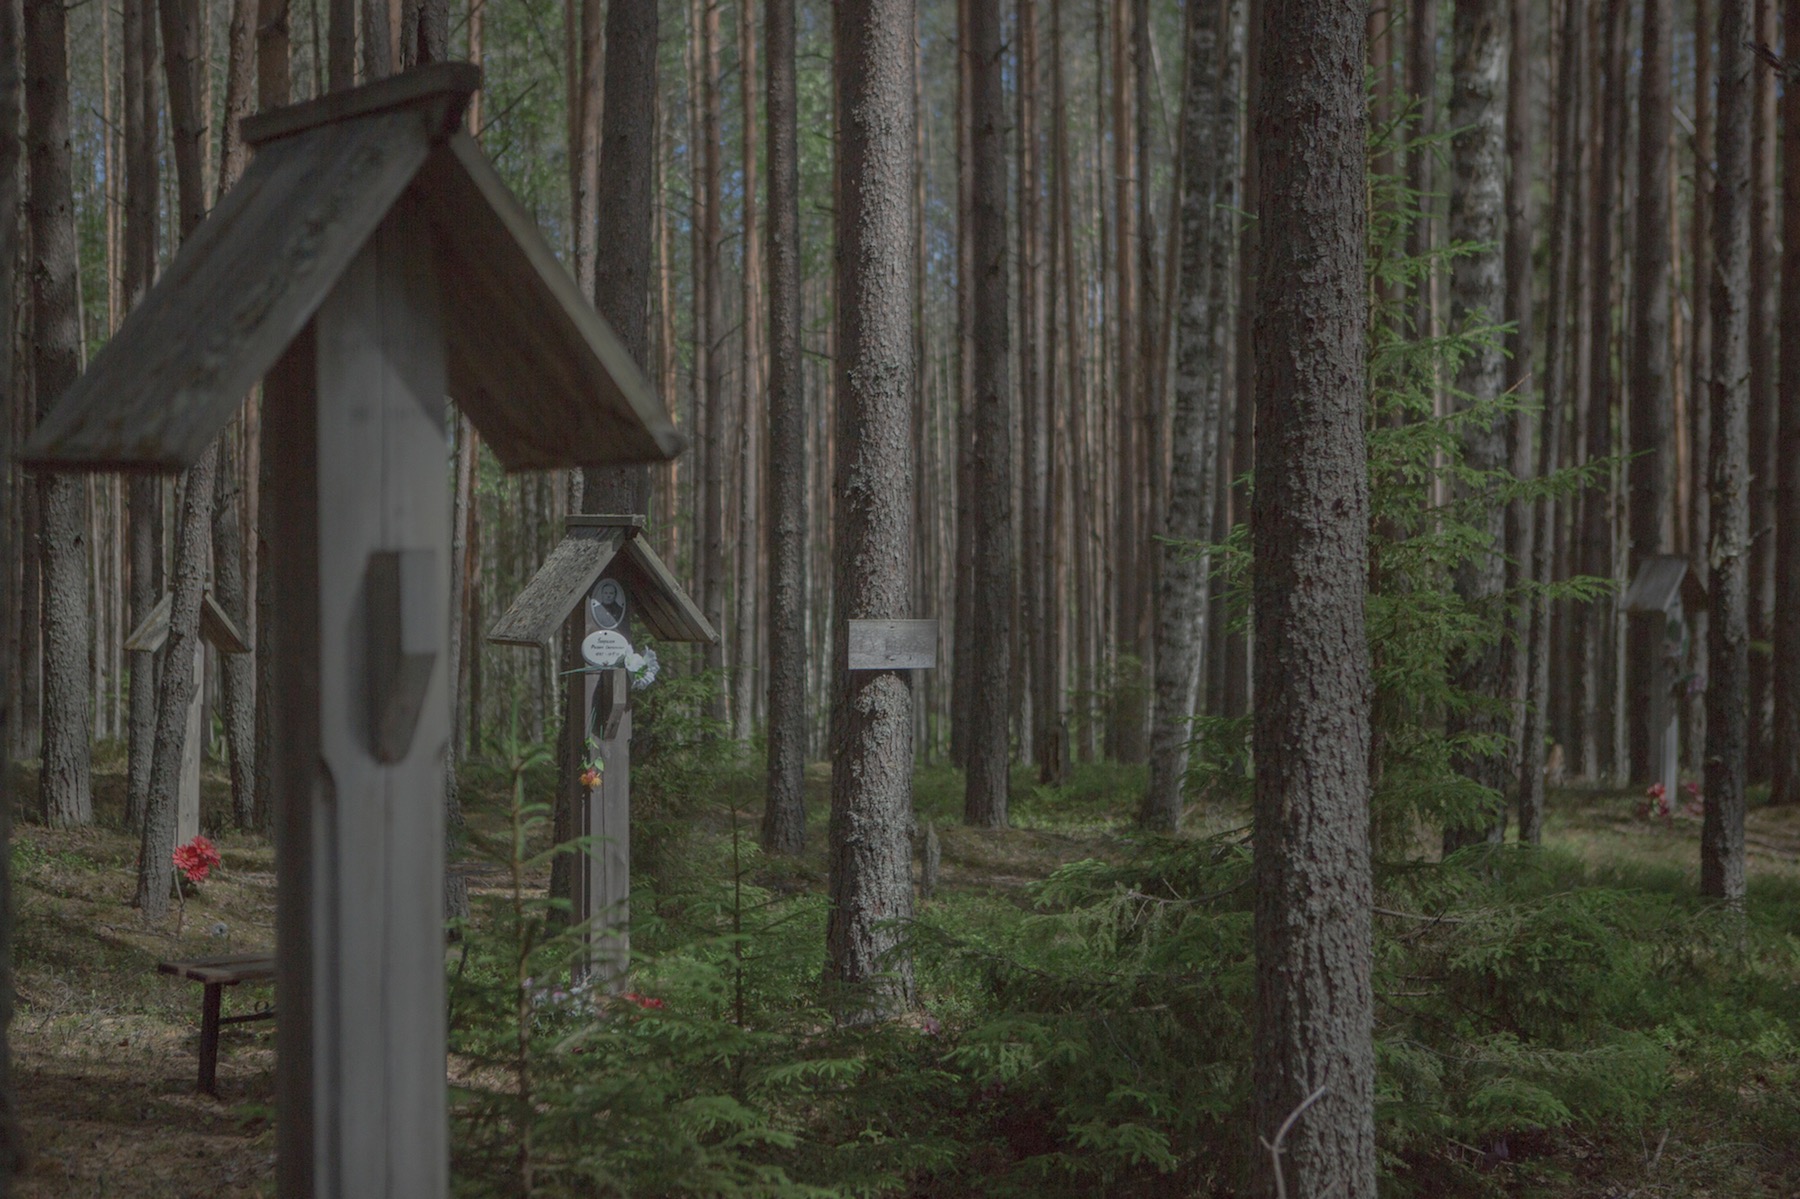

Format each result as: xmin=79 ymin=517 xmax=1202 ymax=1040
xmin=240 ymin=61 xmax=477 ymax=146
xmin=366 ymin=548 xmax=442 ymax=763
xmin=847 ymin=619 xmax=939 ymax=671
xmin=177 ymin=641 xmax=204 ymax=843
xmin=200 ymin=592 xmax=250 ymax=654
xmin=21 ymin=109 xmax=440 ymax=472
xmin=586 ymin=710 xmax=632 ymax=984
xmin=485 ymin=527 xmax=624 ymax=646
xmin=124 ymin=592 xmax=173 ymax=652
xmin=411 ymin=133 xmax=682 ymax=469
xmin=298 ymin=213 xmax=450 ymax=1196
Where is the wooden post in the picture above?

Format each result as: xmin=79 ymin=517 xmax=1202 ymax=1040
xmin=272 ymin=208 xmax=450 ymax=1197
xmin=576 ymin=579 xmax=634 ymax=983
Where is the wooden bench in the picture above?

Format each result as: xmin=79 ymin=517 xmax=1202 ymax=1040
xmin=157 ymin=953 xmax=276 ymax=1095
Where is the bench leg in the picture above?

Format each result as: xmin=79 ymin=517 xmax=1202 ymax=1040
xmin=199 ymin=983 xmax=222 ymax=1096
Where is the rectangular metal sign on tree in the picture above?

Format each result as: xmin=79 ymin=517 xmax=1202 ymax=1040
xmin=847 ymin=619 xmax=939 ymax=671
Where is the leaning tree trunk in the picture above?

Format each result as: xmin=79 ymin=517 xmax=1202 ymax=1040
xmin=1701 ymin=0 xmax=1751 ymax=902
xmin=215 ymin=0 xmax=257 ymax=830
xmin=1774 ymin=0 xmax=1800 ymax=806
xmin=1143 ymin=0 xmax=1240 ymax=833
xmin=123 ymin=0 xmax=162 ymax=832
xmin=24 ymin=0 xmax=93 ymax=829
xmin=1249 ymin=0 xmax=1376 ymax=1191
xmin=1626 ymin=0 xmax=1674 ymax=785
xmin=762 ymin=0 xmax=808 ymax=853
xmin=1442 ymin=0 xmax=1511 ymax=853
xmin=826 ymin=0 xmax=918 ymax=1020
xmin=963 ymin=0 xmax=1011 ymax=829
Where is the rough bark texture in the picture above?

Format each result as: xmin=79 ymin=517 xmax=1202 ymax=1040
xmin=1688 ymin=0 xmax=1713 ymax=780
xmin=215 ymin=0 xmax=257 ymax=830
xmin=0 ymin=0 xmax=26 ymax=1163
xmin=1579 ymin=0 xmax=1626 ymax=782
xmin=699 ymin=0 xmax=727 ymax=720
xmin=1702 ymin=0 xmax=1750 ymax=902
xmin=329 ymin=0 xmax=354 ymax=90
xmin=252 ymin=0 xmax=289 ymax=836
xmin=1249 ymin=0 xmax=1375 ymax=1194
xmin=733 ymin=0 xmax=762 ymax=743
xmin=137 ymin=451 xmax=218 ymax=918
xmin=157 ymin=0 xmax=206 ymax=238
xmin=1774 ymin=3 xmax=1800 ymax=806
xmin=826 ymin=0 xmax=918 ymax=1019
xmin=1443 ymin=0 xmax=1511 ymax=851
xmin=1500 ymin=0 xmax=1533 ymax=791
xmin=124 ymin=0 xmax=161 ymax=832
xmin=25 ymin=0 xmax=93 ymax=829
xmin=1521 ymin=0 xmax=1581 ymax=843
xmin=1143 ymin=0 xmax=1239 ymax=832
xmin=963 ymin=0 xmax=1010 ymax=829
xmin=1744 ymin=0 xmax=1776 ymax=783
xmin=1626 ymin=0 xmax=1673 ymax=783
xmin=762 ymin=0 xmax=808 ymax=854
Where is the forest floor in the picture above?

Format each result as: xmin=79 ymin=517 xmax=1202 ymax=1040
xmin=5 ymin=747 xmax=1799 ymax=1197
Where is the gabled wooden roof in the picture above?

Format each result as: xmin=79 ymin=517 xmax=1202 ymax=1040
xmin=1622 ymin=554 xmax=1708 ymax=615
xmin=21 ymin=63 xmax=681 ymax=473
xmin=487 ymin=518 xmax=717 ymax=647
xmin=124 ymin=591 xmax=251 ymax=654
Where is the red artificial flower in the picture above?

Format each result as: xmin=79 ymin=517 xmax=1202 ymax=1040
xmin=1645 ymin=782 xmax=1667 ymax=801
xmin=622 ymin=992 xmax=666 ymax=1011
xmin=579 ymin=765 xmax=603 ymax=791
xmin=172 ymin=835 xmax=222 ymax=884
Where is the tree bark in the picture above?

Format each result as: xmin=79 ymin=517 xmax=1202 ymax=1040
xmin=733 ymin=0 xmax=763 ymax=743
xmin=1500 ymin=0 xmax=1532 ymax=788
xmin=1774 ymin=2 xmax=1800 ymax=805
xmin=1144 ymin=0 xmax=1240 ymax=832
xmin=124 ymin=0 xmax=162 ymax=832
xmin=827 ymin=0 xmax=918 ymax=1019
xmin=329 ymin=0 xmax=354 ymax=91
xmin=1442 ymin=0 xmax=1510 ymax=851
xmin=1744 ymin=0 xmax=1776 ymax=784
xmin=1702 ymin=0 xmax=1750 ymax=902
xmin=216 ymin=0 xmax=257 ymax=831
xmin=761 ymin=0 xmax=807 ymax=852
xmin=1521 ymin=0 xmax=1581 ymax=843
xmin=25 ymin=0 xmax=92 ymax=829
xmin=963 ymin=0 xmax=1011 ymax=829
xmin=1626 ymin=0 xmax=1674 ymax=783
xmin=0 ymin=0 xmax=25 ymax=1159
xmin=1688 ymin=0 xmax=1713 ymax=781
xmin=699 ymin=0 xmax=728 ymax=721
xmin=1250 ymin=0 xmax=1375 ymax=1189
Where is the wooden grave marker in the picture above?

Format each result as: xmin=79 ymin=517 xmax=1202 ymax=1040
xmin=123 ymin=590 xmax=249 ymax=844
xmin=1622 ymin=555 xmax=1708 ymax=805
xmin=488 ymin=515 xmax=716 ymax=981
xmin=21 ymin=64 xmax=683 ymax=1197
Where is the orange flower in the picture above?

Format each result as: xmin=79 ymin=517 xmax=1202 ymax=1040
xmin=579 ymin=765 xmax=602 ymax=790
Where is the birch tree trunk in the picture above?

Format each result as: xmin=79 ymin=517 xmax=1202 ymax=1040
xmin=1143 ymin=0 xmax=1240 ymax=832
xmin=25 ymin=0 xmax=92 ymax=829
xmin=1443 ymin=0 xmax=1511 ymax=851
xmin=1250 ymin=0 xmax=1375 ymax=1188
xmin=1701 ymin=0 xmax=1751 ymax=902
xmin=827 ymin=0 xmax=918 ymax=1019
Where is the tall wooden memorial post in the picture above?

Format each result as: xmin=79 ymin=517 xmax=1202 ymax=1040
xmin=1622 ymin=555 xmax=1707 ymax=803
xmin=489 ymin=516 xmax=716 ymax=981
xmin=123 ymin=589 xmax=249 ymax=843
xmin=22 ymin=66 xmax=683 ymax=1198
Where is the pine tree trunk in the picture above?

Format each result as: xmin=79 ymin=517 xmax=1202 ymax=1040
xmin=1250 ymin=0 xmax=1375 ymax=1187
xmin=1500 ymin=0 xmax=1532 ymax=787
xmin=1774 ymin=3 xmax=1800 ymax=806
xmin=1521 ymin=0 xmax=1582 ymax=842
xmin=1744 ymin=0 xmax=1776 ymax=784
xmin=216 ymin=0 xmax=257 ymax=830
xmin=1688 ymin=0 xmax=1713 ymax=781
xmin=762 ymin=0 xmax=806 ymax=852
xmin=1702 ymin=0 xmax=1751 ymax=902
xmin=733 ymin=0 xmax=762 ymax=743
xmin=124 ymin=0 xmax=162 ymax=832
xmin=827 ymin=0 xmax=917 ymax=1018
xmin=1443 ymin=0 xmax=1511 ymax=851
xmin=950 ymin=0 xmax=974 ymax=772
xmin=25 ymin=0 xmax=93 ymax=829
xmin=1626 ymin=0 xmax=1674 ymax=783
xmin=1144 ymin=0 xmax=1239 ymax=832
xmin=0 ymin=0 xmax=21 ymax=1152
xmin=699 ymin=0 xmax=728 ymax=721
xmin=329 ymin=0 xmax=354 ymax=90
xmin=962 ymin=0 xmax=1011 ymax=828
